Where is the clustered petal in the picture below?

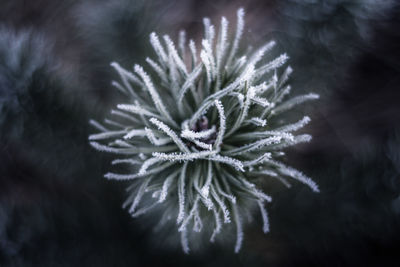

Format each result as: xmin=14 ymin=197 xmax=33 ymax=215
xmin=89 ymin=8 xmax=319 ymax=253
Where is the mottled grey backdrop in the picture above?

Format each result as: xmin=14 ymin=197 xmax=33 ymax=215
xmin=0 ymin=0 xmax=399 ymax=266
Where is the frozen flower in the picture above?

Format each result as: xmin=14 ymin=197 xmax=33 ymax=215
xmin=89 ymin=8 xmax=319 ymax=253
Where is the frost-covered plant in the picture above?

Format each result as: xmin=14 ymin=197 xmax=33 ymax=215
xmin=89 ymin=8 xmax=319 ymax=253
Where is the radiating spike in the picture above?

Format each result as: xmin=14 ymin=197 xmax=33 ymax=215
xmin=226 ymin=8 xmax=245 ymax=67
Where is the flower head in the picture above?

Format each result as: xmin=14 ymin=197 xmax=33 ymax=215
xmin=89 ymin=8 xmax=319 ymax=253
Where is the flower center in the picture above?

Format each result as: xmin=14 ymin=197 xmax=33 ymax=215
xmin=187 ymin=116 xmax=217 ymax=149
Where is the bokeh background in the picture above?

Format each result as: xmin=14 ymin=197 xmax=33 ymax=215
xmin=1 ymin=0 xmax=400 ymax=266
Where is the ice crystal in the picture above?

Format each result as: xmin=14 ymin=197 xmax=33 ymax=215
xmin=89 ymin=8 xmax=319 ymax=253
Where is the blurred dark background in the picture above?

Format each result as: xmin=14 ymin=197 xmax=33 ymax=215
xmin=0 ymin=0 xmax=399 ymax=266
